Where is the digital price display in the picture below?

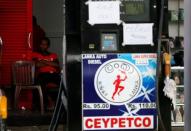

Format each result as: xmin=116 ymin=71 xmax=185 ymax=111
xmin=121 ymin=0 xmax=150 ymax=22
xmin=124 ymin=1 xmax=145 ymax=15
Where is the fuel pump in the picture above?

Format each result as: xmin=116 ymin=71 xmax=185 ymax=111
xmin=66 ymin=0 xmax=170 ymax=131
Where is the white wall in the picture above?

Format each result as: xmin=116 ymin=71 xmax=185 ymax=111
xmin=33 ymin=0 xmax=64 ymax=67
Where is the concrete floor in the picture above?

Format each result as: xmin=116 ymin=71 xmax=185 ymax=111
xmin=7 ymin=125 xmax=64 ymax=131
xmin=5 ymin=126 xmax=183 ymax=131
xmin=5 ymin=110 xmax=66 ymax=131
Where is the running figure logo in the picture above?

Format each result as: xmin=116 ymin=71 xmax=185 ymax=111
xmin=112 ymin=71 xmax=127 ymax=100
xmin=94 ymin=59 xmax=141 ymax=105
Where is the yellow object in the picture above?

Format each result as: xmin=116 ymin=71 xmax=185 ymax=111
xmin=163 ymin=52 xmax=171 ymax=65
xmin=163 ymin=52 xmax=171 ymax=77
xmin=0 ymin=96 xmax=7 ymax=119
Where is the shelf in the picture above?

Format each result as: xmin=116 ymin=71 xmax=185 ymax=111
xmin=171 ymin=48 xmax=184 ymax=53
xmin=176 ymin=103 xmax=184 ymax=106
xmin=170 ymin=0 xmax=184 ymax=127
xmin=171 ymin=66 xmax=184 ymax=70
xmin=161 ymin=38 xmax=169 ymax=42
xmin=169 ymin=0 xmax=184 ymax=1
xmin=169 ymin=0 xmax=184 ymax=2
xmin=176 ymin=85 xmax=184 ymax=88
xmin=171 ymin=122 xmax=184 ymax=127
xmin=169 ymin=21 xmax=184 ymax=24
xmin=168 ymin=0 xmax=184 ymax=37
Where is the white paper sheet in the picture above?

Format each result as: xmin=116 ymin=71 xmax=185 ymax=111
xmin=122 ymin=23 xmax=154 ymax=46
xmin=86 ymin=1 xmax=121 ymax=25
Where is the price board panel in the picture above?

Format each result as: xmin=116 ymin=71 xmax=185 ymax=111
xmin=82 ymin=53 xmax=157 ymax=131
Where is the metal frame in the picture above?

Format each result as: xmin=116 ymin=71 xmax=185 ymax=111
xmin=184 ymin=0 xmax=190 ymax=130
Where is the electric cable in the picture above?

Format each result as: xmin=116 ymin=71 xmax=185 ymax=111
xmin=48 ymin=74 xmax=67 ymax=131
xmin=51 ymin=100 xmax=64 ymax=131
xmin=156 ymin=0 xmax=167 ymax=130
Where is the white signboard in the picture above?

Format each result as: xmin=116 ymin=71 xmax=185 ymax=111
xmin=86 ymin=1 xmax=121 ymax=25
xmin=122 ymin=23 xmax=154 ymax=46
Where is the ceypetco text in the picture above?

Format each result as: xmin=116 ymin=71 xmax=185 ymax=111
xmin=83 ymin=116 xmax=154 ymax=130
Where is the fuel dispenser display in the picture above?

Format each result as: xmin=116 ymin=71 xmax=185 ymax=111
xmin=101 ymin=32 xmax=118 ymax=51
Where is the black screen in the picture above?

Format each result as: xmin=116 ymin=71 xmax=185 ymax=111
xmin=121 ymin=0 xmax=150 ymax=22
xmin=125 ymin=1 xmax=145 ymax=15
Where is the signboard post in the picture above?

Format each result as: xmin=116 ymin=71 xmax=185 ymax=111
xmin=82 ymin=53 xmax=157 ymax=130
